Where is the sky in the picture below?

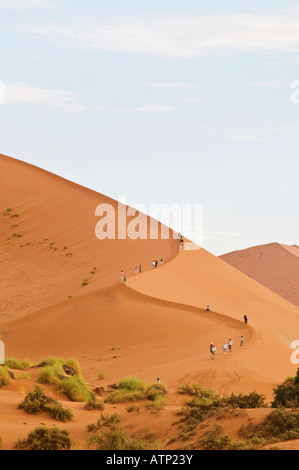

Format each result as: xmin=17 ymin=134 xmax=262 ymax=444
xmin=0 ymin=0 xmax=299 ymax=255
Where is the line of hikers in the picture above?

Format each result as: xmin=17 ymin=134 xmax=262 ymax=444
xmin=210 ymin=336 xmax=244 ymax=360
xmin=120 ymin=258 xmax=165 ymax=285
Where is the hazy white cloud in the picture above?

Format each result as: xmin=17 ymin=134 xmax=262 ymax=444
xmin=0 ymin=0 xmax=55 ymax=9
xmin=229 ymin=110 xmax=259 ymax=118
xmin=204 ymin=230 xmax=240 ymax=241
xmin=112 ymin=104 xmax=178 ymax=114
xmin=19 ymin=6 xmax=299 ymax=59
xmin=228 ymin=134 xmax=262 ymax=142
xmin=148 ymin=83 xmax=196 ymax=88
xmin=4 ymin=82 xmax=105 ymax=113
xmin=182 ymin=98 xmax=202 ymax=103
xmin=250 ymin=81 xmax=284 ymax=88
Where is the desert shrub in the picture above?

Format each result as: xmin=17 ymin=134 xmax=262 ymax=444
xmin=47 ymin=403 xmax=73 ymax=422
xmin=87 ymin=413 xmax=160 ymax=451
xmin=37 ymin=357 xmax=90 ymax=402
xmin=105 ymin=377 xmax=167 ymax=405
xmin=199 ymin=424 xmax=230 ymax=450
xmin=105 ymin=389 xmax=144 ymax=404
xmin=18 ymin=385 xmax=73 ymax=422
xmin=145 ymin=382 xmax=167 ymax=401
xmin=64 ymin=358 xmax=81 ymax=375
xmin=98 ymin=373 xmax=106 ymax=380
xmin=15 ymin=426 xmax=71 ymax=450
xmin=87 ymin=413 xmax=120 ymax=433
xmin=240 ymin=408 xmax=299 ymax=444
xmin=57 ymin=375 xmax=91 ymax=402
xmin=146 ymin=396 xmax=168 ymax=413
xmin=224 ymin=391 xmax=267 ymax=409
xmin=177 ymin=384 xmax=201 ymax=396
xmin=228 ymin=436 xmax=268 ymax=450
xmin=18 ymin=385 xmax=56 ymax=414
xmin=38 ymin=363 xmax=65 ymax=385
xmin=118 ymin=376 xmax=146 ymax=392
xmin=272 ymin=383 xmax=299 ymax=408
xmin=173 ymin=388 xmax=226 ymax=444
xmin=260 ymin=408 xmax=299 ymax=440
xmin=17 ymin=372 xmax=31 ymax=380
xmin=5 ymin=358 xmax=33 ymax=370
xmin=90 ymin=428 xmax=161 ymax=451
xmin=126 ymin=405 xmax=140 ymax=413
xmin=271 ymin=369 xmax=299 ymax=408
xmin=294 ymin=369 xmax=299 ymax=386
xmin=84 ymin=398 xmax=105 ymax=411
xmin=0 ymin=366 xmax=11 ymax=387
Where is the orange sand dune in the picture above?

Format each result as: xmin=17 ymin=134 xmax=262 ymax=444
xmin=0 ymin=153 xmax=178 ymax=324
xmin=1 ymin=154 xmax=299 ymax=450
xmin=220 ymin=243 xmax=299 ymax=307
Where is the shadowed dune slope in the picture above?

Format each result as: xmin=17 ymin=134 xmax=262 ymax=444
xmin=220 ymin=243 xmax=299 ymax=307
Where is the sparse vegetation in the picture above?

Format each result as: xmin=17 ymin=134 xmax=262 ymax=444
xmin=223 ymin=391 xmax=267 ymax=409
xmin=126 ymin=405 xmax=140 ymax=413
xmin=47 ymin=402 xmax=74 ymax=422
xmin=15 ymin=425 xmax=71 ymax=450
xmin=17 ymin=372 xmax=31 ymax=380
xmin=0 ymin=366 xmax=11 ymax=387
xmin=37 ymin=357 xmax=89 ymax=402
xmin=199 ymin=424 xmax=230 ymax=450
xmin=18 ymin=385 xmax=73 ymax=422
xmin=104 ymin=377 xmax=167 ymax=406
xmin=5 ymin=357 xmax=34 ymax=370
xmin=84 ymin=398 xmax=105 ymax=411
xmin=238 ymin=408 xmax=299 ymax=446
xmin=57 ymin=375 xmax=91 ymax=402
xmin=272 ymin=368 xmax=299 ymax=409
xmin=173 ymin=387 xmax=268 ymax=446
xmin=98 ymin=373 xmax=106 ymax=380
xmin=87 ymin=413 xmax=160 ymax=450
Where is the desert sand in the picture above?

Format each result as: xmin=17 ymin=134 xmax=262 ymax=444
xmin=1 ymin=154 xmax=299 ymax=450
xmin=220 ymin=243 xmax=299 ymax=307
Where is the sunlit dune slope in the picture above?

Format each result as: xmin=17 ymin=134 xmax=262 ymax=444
xmin=220 ymin=243 xmax=299 ymax=307
xmin=0 ymin=153 xmax=178 ymax=324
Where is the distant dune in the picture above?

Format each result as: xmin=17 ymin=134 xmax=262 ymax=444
xmin=220 ymin=243 xmax=299 ymax=307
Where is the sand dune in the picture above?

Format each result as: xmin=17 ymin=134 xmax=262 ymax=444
xmin=220 ymin=243 xmax=299 ymax=307
xmin=0 ymin=153 xmax=178 ymax=324
xmin=1 ymin=154 xmax=299 ymax=450
xmin=128 ymin=247 xmax=299 ymax=393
